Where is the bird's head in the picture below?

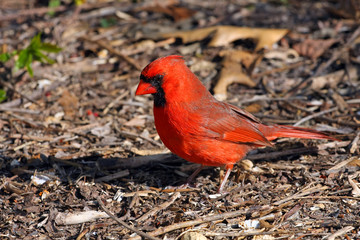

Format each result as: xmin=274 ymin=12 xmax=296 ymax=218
xmin=135 ymin=55 xmax=185 ymax=107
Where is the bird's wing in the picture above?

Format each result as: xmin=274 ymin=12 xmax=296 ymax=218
xmin=199 ymin=101 xmax=272 ymax=147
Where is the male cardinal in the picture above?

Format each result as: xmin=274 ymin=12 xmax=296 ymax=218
xmin=135 ymin=55 xmax=336 ymax=192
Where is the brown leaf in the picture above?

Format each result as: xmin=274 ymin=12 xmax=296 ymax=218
xmin=140 ymin=2 xmax=196 ymax=22
xmin=325 ymin=0 xmax=360 ymax=20
xmin=310 ymin=66 xmax=358 ymax=90
xmin=244 ymin=103 xmax=262 ymax=113
xmin=293 ymin=39 xmax=338 ymax=60
xmin=214 ymin=51 xmax=257 ymax=100
xmin=162 ymin=26 xmax=289 ymax=50
xmin=58 ymin=89 xmax=79 ymax=119
xmin=124 ymin=115 xmax=146 ymax=127
xmin=348 ymin=158 xmax=360 ymax=167
xmin=219 ymin=49 xmax=262 ymax=70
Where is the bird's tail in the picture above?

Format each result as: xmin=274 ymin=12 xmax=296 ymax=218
xmin=261 ymin=124 xmax=338 ymax=142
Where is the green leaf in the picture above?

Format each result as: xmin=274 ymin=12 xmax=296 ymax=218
xmin=16 ymin=49 xmax=30 ymax=69
xmin=48 ymin=0 xmax=61 ymax=16
xmin=0 ymin=53 xmax=11 ymax=62
xmin=29 ymin=33 xmax=42 ymax=49
xmin=11 ymin=33 xmax=61 ymax=76
xmin=100 ymin=18 xmax=116 ymax=28
xmin=25 ymin=54 xmax=34 ymax=77
xmin=0 ymin=89 xmax=6 ymax=103
xmin=39 ymin=43 xmax=62 ymax=53
xmin=33 ymin=49 xmax=55 ymax=64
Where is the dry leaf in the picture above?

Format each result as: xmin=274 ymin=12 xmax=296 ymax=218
xmin=122 ymin=38 xmax=175 ymax=56
xmin=91 ymin=122 xmax=112 ymax=137
xmin=162 ymin=26 xmax=289 ymax=50
xmin=330 ymin=90 xmax=348 ymax=112
xmin=181 ymin=232 xmax=207 ymax=240
xmin=325 ymin=0 xmax=360 ymax=19
xmin=310 ymin=66 xmax=358 ymax=90
xmin=244 ymin=103 xmax=262 ymax=113
xmin=61 ymin=22 xmax=89 ymax=42
xmin=293 ymin=39 xmax=338 ymax=60
xmin=219 ymin=49 xmax=261 ymax=70
xmin=130 ymin=148 xmax=166 ymax=156
xmin=348 ymin=176 xmax=360 ymax=197
xmin=140 ymin=2 xmax=196 ymax=22
xmin=264 ymin=48 xmax=300 ymax=63
xmin=348 ymin=157 xmax=360 ymax=167
xmin=124 ymin=115 xmax=146 ymax=127
xmin=214 ymin=51 xmax=257 ymax=100
xmin=58 ymin=90 xmax=79 ymax=119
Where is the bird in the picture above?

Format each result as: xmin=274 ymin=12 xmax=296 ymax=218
xmin=135 ymin=55 xmax=337 ymax=192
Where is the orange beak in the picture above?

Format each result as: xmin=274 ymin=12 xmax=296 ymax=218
xmin=135 ymin=79 xmax=157 ymax=95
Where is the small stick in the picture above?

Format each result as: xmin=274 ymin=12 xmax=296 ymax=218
xmin=0 ymin=107 xmax=40 ymax=114
xmin=94 ymin=170 xmax=130 ymax=183
xmin=137 ymin=192 xmax=181 ymax=222
xmin=0 ymin=175 xmax=18 ymax=191
xmin=349 ymin=131 xmax=360 ymax=154
xmin=0 ymin=81 xmax=64 ymax=109
xmin=273 ymin=185 xmax=328 ymax=205
xmin=252 ymin=60 xmax=310 ymax=79
xmin=129 ymin=208 xmax=248 ymax=240
xmin=293 ymin=107 xmax=338 ymax=126
xmin=204 ymin=230 xmax=327 ymax=237
xmin=96 ymin=197 xmax=160 ymax=240
xmin=118 ymin=130 xmax=163 ymax=147
xmin=0 ymin=6 xmax=67 ymax=22
xmin=286 ymin=26 xmax=360 ymax=95
xmin=327 ymin=226 xmax=354 ymax=240
xmin=81 ymin=37 xmax=141 ymax=70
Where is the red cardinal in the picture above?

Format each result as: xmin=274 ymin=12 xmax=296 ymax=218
xmin=135 ymin=55 xmax=336 ymax=192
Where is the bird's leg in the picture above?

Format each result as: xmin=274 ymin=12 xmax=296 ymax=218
xmin=186 ymin=164 xmax=204 ymax=185
xmin=218 ymin=165 xmax=233 ymax=193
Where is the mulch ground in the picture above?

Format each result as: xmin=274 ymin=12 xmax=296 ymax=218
xmin=0 ymin=0 xmax=359 ymax=239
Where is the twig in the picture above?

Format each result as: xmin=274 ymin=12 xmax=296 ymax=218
xmin=55 ymin=211 xmax=110 ymax=225
xmin=103 ymin=90 xmax=129 ymax=114
xmin=50 ymin=157 xmax=93 ymax=171
xmin=8 ymin=112 xmax=44 ymax=127
xmin=118 ymin=130 xmax=163 ymax=147
xmin=203 ymin=230 xmax=327 ymax=237
xmin=0 ymin=5 xmax=67 ymax=22
xmin=286 ymin=101 xmax=360 ymax=128
xmin=97 ymin=153 xmax=179 ymax=170
xmin=273 ymin=185 xmax=328 ymax=205
xmin=81 ymin=37 xmax=141 ymax=70
xmin=247 ymin=147 xmax=318 ymax=161
xmin=238 ymin=95 xmax=306 ymax=105
xmin=315 ymin=26 xmax=360 ymax=76
xmin=129 ymin=208 xmax=248 ymax=240
xmin=94 ymin=170 xmax=130 ymax=183
xmin=326 ymin=156 xmax=358 ymax=174
xmin=287 ymin=26 xmax=360 ymax=95
xmin=327 ymin=226 xmax=354 ymax=240
xmin=293 ymin=195 xmax=360 ymax=200
xmin=0 ymin=107 xmax=40 ymax=114
xmin=348 ymin=176 xmax=360 ymax=197
xmin=349 ymin=131 xmax=360 ymax=154
xmin=9 ymin=134 xmax=53 ymax=142
xmin=96 ymin=197 xmax=161 ymax=240
xmin=0 ymin=80 xmax=65 ymax=109
xmin=252 ymin=60 xmax=310 ymax=79
xmin=0 ymin=2 xmax=116 ymax=22
xmin=293 ymin=107 xmax=338 ymax=126
xmin=137 ymin=192 xmax=181 ymax=222
xmin=0 ymin=175 xmax=18 ymax=191
xmin=0 ymin=78 xmax=40 ymax=106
